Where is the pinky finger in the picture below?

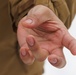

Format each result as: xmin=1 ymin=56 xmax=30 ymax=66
xmin=20 ymin=46 xmax=35 ymax=65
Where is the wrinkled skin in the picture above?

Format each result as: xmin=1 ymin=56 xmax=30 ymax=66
xmin=17 ymin=5 xmax=76 ymax=68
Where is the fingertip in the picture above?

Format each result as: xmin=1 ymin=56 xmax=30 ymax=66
xmin=62 ymin=32 xmax=76 ymax=56
xmin=20 ymin=47 xmax=26 ymax=57
xmin=48 ymin=55 xmax=66 ymax=68
xmin=22 ymin=19 xmax=35 ymax=28
xmin=19 ymin=47 xmax=35 ymax=65
xmin=26 ymin=35 xmax=35 ymax=47
xmin=68 ymin=39 xmax=76 ymax=55
xmin=48 ymin=58 xmax=58 ymax=64
xmin=21 ymin=16 xmax=38 ymax=28
xmin=70 ymin=49 xmax=76 ymax=55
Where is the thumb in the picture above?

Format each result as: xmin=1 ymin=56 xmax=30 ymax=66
xmin=62 ymin=32 xmax=76 ymax=55
xmin=21 ymin=5 xmax=59 ymax=28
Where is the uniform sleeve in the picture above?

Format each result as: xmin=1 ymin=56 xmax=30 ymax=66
xmin=9 ymin=0 xmax=35 ymax=31
xmin=9 ymin=0 xmax=56 ymax=29
xmin=9 ymin=0 xmax=76 ymax=31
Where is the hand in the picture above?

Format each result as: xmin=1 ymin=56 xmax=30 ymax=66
xmin=17 ymin=5 xmax=76 ymax=68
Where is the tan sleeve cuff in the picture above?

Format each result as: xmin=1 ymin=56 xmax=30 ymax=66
xmin=9 ymin=0 xmax=75 ymax=31
xmin=9 ymin=0 xmax=34 ymax=32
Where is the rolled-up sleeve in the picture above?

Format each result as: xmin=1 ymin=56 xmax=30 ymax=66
xmin=9 ymin=0 xmax=76 ymax=31
xmin=9 ymin=0 xmax=56 ymax=28
xmin=9 ymin=0 xmax=35 ymax=30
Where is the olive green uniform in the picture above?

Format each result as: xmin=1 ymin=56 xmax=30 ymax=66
xmin=0 ymin=0 xmax=76 ymax=75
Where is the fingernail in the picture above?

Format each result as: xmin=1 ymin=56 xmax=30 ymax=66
xmin=23 ymin=19 xmax=33 ymax=24
xmin=50 ymin=58 xmax=57 ymax=64
xmin=21 ymin=49 xmax=26 ymax=56
xmin=27 ymin=37 xmax=35 ymax=47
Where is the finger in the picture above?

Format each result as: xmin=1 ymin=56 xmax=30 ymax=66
xmin=48 ymin=48 xmax=66 ymax=68
xmin=17 ymin=18 xmax=27 ymax=47
xmin=20 ymin=45 xmax=35 ymax=65
xmin=20 ymin=5 xmax=60 ymax=28
xmin=17 ymin=22 xmax=35 ymax=65
xmin=26 ymin=35 xmax=49 ymax=61
xmin=62 ymin=32 xmax=76 ymax=55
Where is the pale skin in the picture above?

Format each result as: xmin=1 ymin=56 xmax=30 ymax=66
xmin=17 ymin=5 xmax=76 ymax=68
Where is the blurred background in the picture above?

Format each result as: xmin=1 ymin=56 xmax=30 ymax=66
xmin=43 ymin=16 xmax=76 ymax=75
